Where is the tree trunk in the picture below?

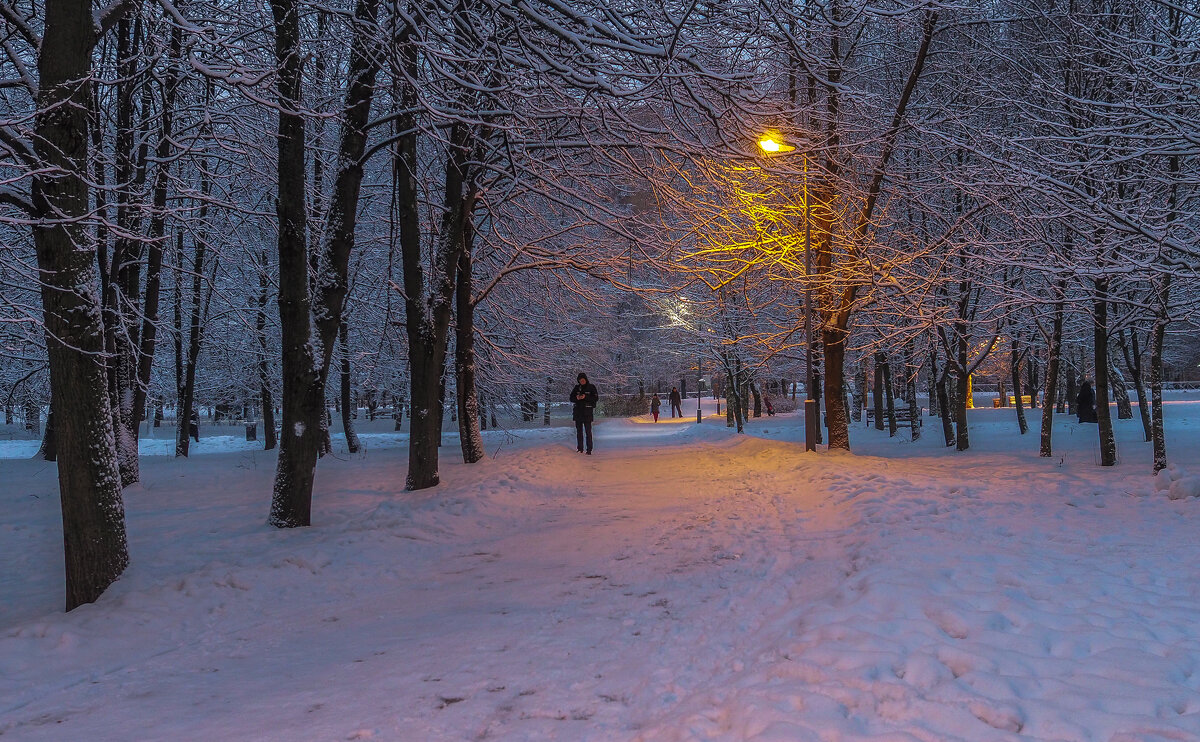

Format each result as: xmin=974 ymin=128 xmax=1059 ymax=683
xmin=33 ymin=0 xmax=130 ymax=609
xmin=132 ymin=19 xmax=184 ymax=443
xmin=852 ymin=366 xmax=865 ymax=422
xmin=37 ymin=409 xmax=57 ymax=461
xmin=270 ymin=0 xmax=381 ymax=520
xmin=815 ymin=327 xmax=846 ymax=450
xmin=257 ymin=244 xmax=277 ymax=451
xmin=268 ymin=0 xmax=320 ymax=526
xmin=905 ymin=343 xmax=920 ymax=440
xmin=340 ymin=319 xmax=361 ymax=453
xmin=1122 ymin=330 xmax=1152 ymax=442
xmin=872 ymin=353 xmax=885 ymax=430
xmin=1039 ymin=281 xmax=1065 ymax=456
xmin=455 ymin=245 xmax=484 ymax=464
xmin=543 ymin=376 xmax=551 ymax=426
xmin=1110 ymin=363 xmax=1132 ymax=420
xmin=954 ymin=332 xmax=970 ymax=451
xmin=402 ymin=119 xmax=474 ymax=489
xmin=1011 ymin=343 xmax=1027 ymax=435
xmin=1093 ymin=281 xmax=1117 ymax=466
xmin=882 ymin=357 xmax=897 ymax=436
xmin=1149 ymin=276 xmax=1169 ymax=472
xmin=750 ymin=381 xmax=762 ymax=418
xmin=175 ymin=158 xmax=211 ymax=459
xmin=812 ymin=371 xmax=824 ymax=444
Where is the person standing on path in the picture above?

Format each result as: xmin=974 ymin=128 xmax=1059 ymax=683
xmin=650 ymin=393 xmax=661 ymax=422
xmin=1076 ymin=379 xmax=1097 ymax=423
xmin=669 ymin=386 xmax=683 ymax=418
xmin=571 ymin=372 xmax=599 ymax=454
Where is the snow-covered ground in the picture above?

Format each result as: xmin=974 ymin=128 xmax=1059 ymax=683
xmin=2 ymin=401 xmax=1200 ymax=740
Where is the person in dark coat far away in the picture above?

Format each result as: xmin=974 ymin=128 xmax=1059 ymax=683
xmin=669 ymin=387 xmax=683 ymax=418
xmin=1076 ymin=380 xmax=1098 ymax=423
xmin=571 ymin=372 xmax=599 ymax=454
xmin=650 ymin=393 xmax=661 ymax=422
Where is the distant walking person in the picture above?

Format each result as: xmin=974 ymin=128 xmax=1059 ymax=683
xmin=188 ymin=409 xmax=201 ymax=442
xmin=1076 ymin=380 xmax=1097 ymax=423
xmin=669 ymin=386 xmax=683 ymax=418
xmin=650 ymin=393 xmax=661 ymax=422
xmin=571 ymin=372 xmax=599 ymax=454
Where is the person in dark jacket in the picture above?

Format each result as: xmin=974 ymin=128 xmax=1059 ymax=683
xmin=570 ymin=372 xmax=599 ymax=454
xmin=668 ymin=386 xmax=683 ymax=418
xmin=1076 ymin=380 xmax=1097 ymax=423
xmin=650 ymin=393 xmax=661 ymax=422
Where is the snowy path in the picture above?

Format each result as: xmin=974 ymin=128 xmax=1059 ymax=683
xmin=3 ymin=411 xmax=1200 ymax=740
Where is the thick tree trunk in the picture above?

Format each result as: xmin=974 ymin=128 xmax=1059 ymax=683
xmin=268 ymin=0 xmax=320 ymax=526
xmin=33 ymin=0 xmax=130 ymax=609
xmin=954 ymin=333 xmax=970 ymax=451
xmin=750 ymin=382 xmax=762 ymax=418
xmin=403 ymin=119 xmax=474 ymax=489
xmin=455 ymin=246 xmax=484 ymax=464
xmin=270 ymin=0 xmax=381 ymax=519
xmin=1093 ymin=281 xmax=1117 ymax=466
xmin=822 ymin=327 xmax=850 ymax=450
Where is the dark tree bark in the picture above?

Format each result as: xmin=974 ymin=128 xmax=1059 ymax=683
xmin=340 ymin=319 xmax=361 ymax=453
xmin=938 ymin=371 xmax=954 ymax=448
xmin=1110 ymin=363 xmax=1133 ymax=420
xmin=32 ymin=0 xmax=130 ymax=610
xmin=402 ymin=115 xmax=475 ymax=489
xmin=270 ymin=0 xmax=382 ymax=523
xmin=1093 ymin=279 xmax=1117 ymax=466
xmin=1011 ymin=341 xmax=1028 ymax=435
xmin=455 ymin=242 xmax=484 ymax=464
xmin=256 ymin=244 xmax=277 ymax=451
xmin=905 ymin=344 xmax=920 ymax=441
xmin=268 ymin=0 xmax=318 ymax=525
xmin=927 ymin=347 xmax=939 ymax=418
xmin=132 ymin=17 xmax=184 ymax=445
xmin=882 ymin=356 xmax=897 ymax=437
xmin=1149 ymin=276 xmax=1170 ymax=473
xmin=872 ymin=353 xmax=885 ymax=431
xmin=1120 ymin=330 xmax=1151 ymax=442
xmin=1039 ymin=280 xmax=1065 ymax=456
xmin=175 ymin=106 xmax=212 ymax=459
xmin=750 ymin=381 xmax=762 ymax=418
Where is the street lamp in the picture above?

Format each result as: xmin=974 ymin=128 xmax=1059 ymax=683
xmin=758 ymin=133 xmax=817 ymax=452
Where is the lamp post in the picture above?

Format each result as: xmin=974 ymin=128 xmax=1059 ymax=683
xmin=758 ymin=134 xmax=817 ymax=452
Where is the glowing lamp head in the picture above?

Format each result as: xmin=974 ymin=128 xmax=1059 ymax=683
xmin=758 ymin=137 xmax=796 ymax=154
